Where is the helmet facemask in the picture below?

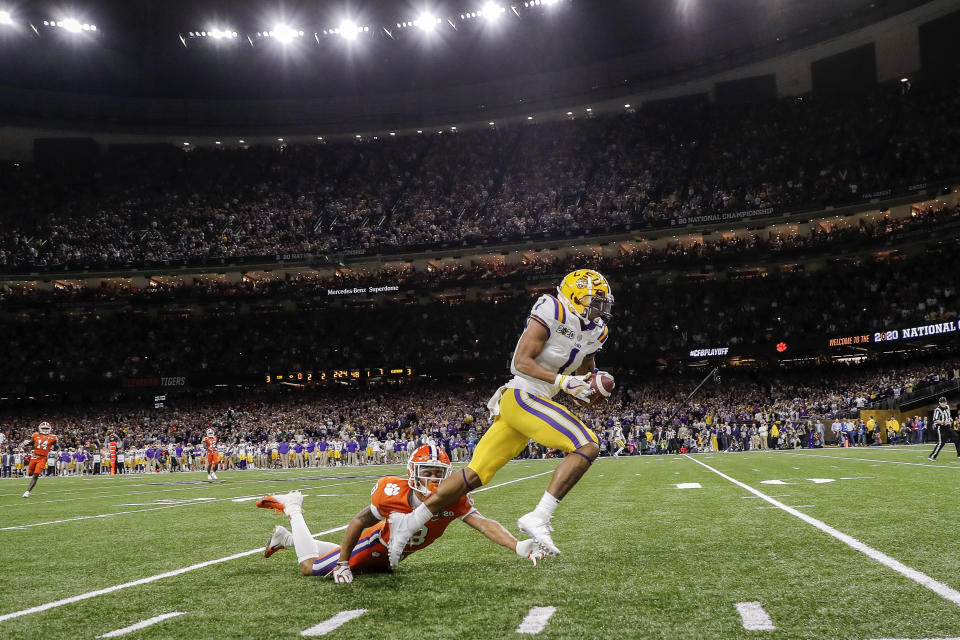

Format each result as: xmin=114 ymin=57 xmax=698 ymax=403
xmin=38 ymin=422 xmax=52 ymax=434
xmin=586 ymin=291 xmax=614 ymax=321
xmin=409 ymin=461 xmax=451 ymax=495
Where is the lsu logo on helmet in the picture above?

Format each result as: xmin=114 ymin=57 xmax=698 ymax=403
xmin=558 ymin=269 xmax=614 ymax=322
xmin=407 ymin=444 xmax=452 ymax=495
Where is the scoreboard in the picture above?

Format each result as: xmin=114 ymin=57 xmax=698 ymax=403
xmin=265 ymin=368 xmax=413 ymax=384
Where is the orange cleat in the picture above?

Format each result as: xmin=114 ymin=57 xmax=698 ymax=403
xmin=256 ymin=495 xmax=286 ymax=513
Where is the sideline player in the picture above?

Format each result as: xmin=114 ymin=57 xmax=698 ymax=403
xmin=256 ymin=445 xmax=546 ymax=582
xmin=22 ymin=422 xmax=59 ymax=498
xmin=386 ymin=269 xmax=612 ymax=564
xmin=203 ymin=428 xmax=220 ymax=481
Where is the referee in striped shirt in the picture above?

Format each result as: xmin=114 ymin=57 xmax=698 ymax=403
xmin=928 ymin=397 xmax=959 ymax=461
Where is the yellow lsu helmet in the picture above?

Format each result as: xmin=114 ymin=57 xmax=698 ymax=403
xmin=558 ymin=269 xmax=614 ymax=322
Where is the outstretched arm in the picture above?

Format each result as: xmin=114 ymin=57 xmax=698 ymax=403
xmin=463 ymin=511 xmax=518 ymax=551
xmin=463 ymin=511 xmax=545 ymax=564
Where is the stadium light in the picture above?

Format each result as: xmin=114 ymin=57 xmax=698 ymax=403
xmin=271 ymin=23 xmax=302 ymax=43
xmin=60 ymin=18 xmax=82 ymax=33
xmin=207 ymin=28 xmax=238 ymax=40
xmin=46 ymin=17 xmax=97 ymax=33
xmin=482 ymin=3 xmax=505 ymax=21
xmin=415 ymin=13 xmax=440 ymax=31
xmin=338 ymin=20 xmax=360 ymax=41
xmin=0 ymin=10 xmax=13 ymax=26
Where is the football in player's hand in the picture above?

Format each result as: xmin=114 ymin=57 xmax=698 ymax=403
xmin=575 ymin=371 xmax=615 ymax=407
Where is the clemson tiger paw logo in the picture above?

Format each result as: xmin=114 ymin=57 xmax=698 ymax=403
xmin=384 ymin=483 xmax=401 ymax=496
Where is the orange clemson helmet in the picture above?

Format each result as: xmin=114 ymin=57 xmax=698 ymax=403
xmin=407 ymin=444 xmax=452 ymax=495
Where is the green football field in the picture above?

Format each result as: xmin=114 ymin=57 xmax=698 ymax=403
xmin=2 ymin=446 xmax=959 ymax=639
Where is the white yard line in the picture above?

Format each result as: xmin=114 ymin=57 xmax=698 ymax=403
xmin=734 ymin=602 xmax=774 ymax=630
xmin=97 ymin=611 xmax=187 ymax=637
xmin=300 ymin=610 xmax=367 ymax=637
xmin=516 ymin=606 xmax=557 ymax=635
xmin=685 ymin=455 xmax=960 ymax=607
xmin=782 ymin=452 xmax=959 ymax=470
xmin=0 ymin=472 xmax=387 ymax=508
xmin=0 ymin=479 xmax=372 ymax=531
xmin=0 ymin=466 xmax=410 ymax=498
xmin=0 ymin=469 xmax=551 ymax=624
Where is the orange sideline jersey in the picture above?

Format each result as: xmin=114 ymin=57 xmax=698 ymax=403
xmin=367 ymin=475 xmax=475 ymax=554
xmin=203 ymin=436 xmax=218 ymax=454
xmin=31 ymin=432 xmax=58 ymax=459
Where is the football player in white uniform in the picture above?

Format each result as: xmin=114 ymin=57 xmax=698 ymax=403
xmin=386 ymin=269 xmax=613 ymax=565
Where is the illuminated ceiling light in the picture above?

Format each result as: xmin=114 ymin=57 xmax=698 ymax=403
xmin=277 ymin=137 xmax=283 ymax=142
xmin=339 ymin=20 xmax=359 ymax=41
xmin=183 ymin=142 xmax=190 ymax=146
xmin=272 ymin=23 xmax=300 ymax=43
xmin=215 ymin=141 xmax=221 ymax=145
xmin=59 ymin=18 xmax=83 ymax=33
xmin=417 ymin=130 xmax=423 ymax=134
xmin=317 ymin=136 xmax=323 ymax=140
xmin=482 ymin=3 xmax=505 ymax=20
xmin=900 ymin=77 xmax=909 ymax=83
xmin=526 ymin=116 xmax=533 ymax=120
xmin=208 ymin=28 xmax=236 ymax=40
xmin=624 ymin=104 xmax=631 ymax=108
xmin=566 ymin=111 xmax=573 ymax=115
xmin=238 ymin=140 xmax=245 ymax=143
xmin=488 ymin=122 xmax=495 ymax=125
xmin=389 ymin=132 xmax=396 ymax=136
xmin=416 ymin=13 xmax=439 ymax=31
xmin=585 ymin=107 xmax=592 ymax=112
xmin=0 ymin=10 xmax=14 ymax=26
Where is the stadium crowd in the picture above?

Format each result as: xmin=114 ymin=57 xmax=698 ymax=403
xmin=0 ymin=82 xmax=957 ymax=269
xmin=2 ymin=354 xmax=958 ymax=478
xmin=2 ymin=201 xmax=956 ymax=307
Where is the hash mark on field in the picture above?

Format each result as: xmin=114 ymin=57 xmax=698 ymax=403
xmin=735 ymin=602 xmax=774 ymax=630
xmin=756 ymin=505 xmax=814 ymax=510
xmin=301 ymin=610 xmax=367 ymax=636
xmin=516 ymin=606 xmax=556 ymax=634
xmin=675 ymin=483 xmax=702 ymax=489
xmin=97 ymin=611 xmax=186 ymax=637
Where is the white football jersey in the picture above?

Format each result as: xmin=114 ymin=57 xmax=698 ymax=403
xmin=504 ymin=293 xmax=609 ymax=401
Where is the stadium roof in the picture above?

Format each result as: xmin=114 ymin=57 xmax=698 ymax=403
xmin=0 ymin=0 xmax=929 ymax=101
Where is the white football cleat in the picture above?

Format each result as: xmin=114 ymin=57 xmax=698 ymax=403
xmin=22 ymin=491 xmax=30 ymax=498
xmin=517 ymin=511 xmax=560 ymax=556
xmin=264 ymin=525 xmax=292 ymax=558
xmin=386 ymin=511 xmax=418 ymax=567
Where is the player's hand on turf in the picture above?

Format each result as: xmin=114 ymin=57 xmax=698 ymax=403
xmin=332 ymin=562 xmax=353 ymax=584
xmin=516 ymin=539 xmax=547 ymax=566
xmin=555 ymin=373 xmax=593 ymax=403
